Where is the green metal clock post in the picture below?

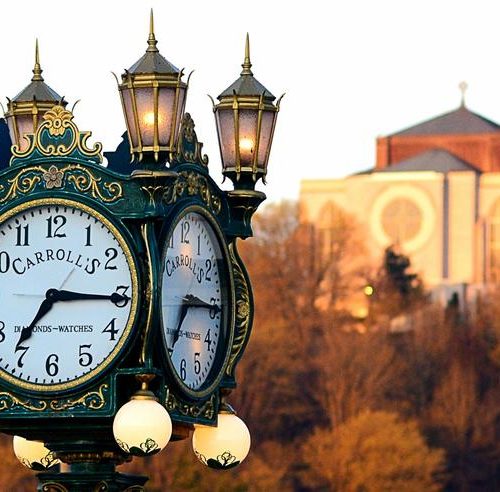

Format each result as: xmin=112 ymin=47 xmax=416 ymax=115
xmin=0 ymin=11 xmax=281 ymax=491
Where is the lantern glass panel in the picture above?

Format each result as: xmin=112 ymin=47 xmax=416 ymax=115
xmin=238 ymin=109 xmax=258 ymax=168
xmin=257 ymin=110 xmax=276 ymax=169
xmin=122 ymin=88 xmax=139 ymax=148
xmin=135 ymin=87 xmax=156 ymax=146
xmin=217 ymin=108 xmax=236 ymax=169
xmin=16 ymin=115 xmax=35 ymax=152
xmin=173 ymin=86 xmax=186 ymax=146
xmin=157 ymin=87 xmax=175 ymax=146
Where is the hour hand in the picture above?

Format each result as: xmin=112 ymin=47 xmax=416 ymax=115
xmin=15 ymin=297 xmax=54 ymax=351
xmin=171 ymin=303 xmax=189 ymax=349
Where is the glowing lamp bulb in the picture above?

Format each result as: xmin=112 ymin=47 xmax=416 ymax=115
xmin=192 ymin=412 xmax=251 ymax=470
xmin=113 ymin=398 xmax=172 ymax=457
xmin=13 ymin=436 xmax=60 ymax=470
xmin=142 ymin=112 xmax=156 ymax=126
xmin=239 ymin=137 xmax=254 ymax=154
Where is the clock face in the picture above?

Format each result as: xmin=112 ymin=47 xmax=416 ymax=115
xmin=161 ymin=210 xmax=230 ymax=394
xmin=0 ymin=198 xmax=138 ymax=392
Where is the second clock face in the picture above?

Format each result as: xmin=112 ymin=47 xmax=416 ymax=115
xmin=161 ymin=210 xmax=230 ymax=393
xmin=0 ymin=199 xmax=138 ymax=392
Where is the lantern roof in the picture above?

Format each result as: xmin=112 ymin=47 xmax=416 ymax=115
xmin=12 ymin=40 xmax=63 ymax=103
xmin=218 ymin=34 xmax=275 ymax=101
xmin=127 ymin=10 xmax=181 ymax=75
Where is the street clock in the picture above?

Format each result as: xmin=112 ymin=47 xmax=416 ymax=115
xmin=0 ymin=12 xmax=281 ymax=491
xmin=0 ymin=198 xmax=139 ymax=393
xmin=160 ymin=206 xmax=234 ymax=398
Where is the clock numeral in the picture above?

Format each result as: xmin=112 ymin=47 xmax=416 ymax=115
xmin=85 ymin=225 xmax=92 ymax=246
xmin=168 ymin=234 xmax=174 ymax=249
xmin=102 ymin=318 xmax=119 ymax=341
xmin=17 ymin=346 xmax=29 ymax=368
xmin=0 ymin=251 xmax=10 ymax=273
xmin=181 ymin=221 xmax=190 ymax=244
xmin=104 ymin=248 xmax=118 ymax=270
xmin=180 ymin=358 xmax=187 ymax=381
xmin=0 ymin=321 xmax=5 ymax=343
xmin=114 ymin=285 xmax=130 ymax=308
xmin=204 ymin=329 xmax=212 ymax=350
xmin=78 ymin=344 xmax=93 ymax=367
xmin=205 ymin=259 xmax=213 ymax=282
xmin=194 ymin=352 xmax=201 ymax=375
xmin=209 ymin=298 xmax=217 ymax=320
xmin=197 ymin=235 xmax=201 ymax=255
xmin=45 ymin=354 xmax=59 ymax=376
xmin=16 ymin=224 xmax=29 ymax=246
xmin=46 ymin=215 xmax=67 ymax=238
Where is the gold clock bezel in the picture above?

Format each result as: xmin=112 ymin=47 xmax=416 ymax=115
xmin=0 ymin=197 xmax=139 ymax=393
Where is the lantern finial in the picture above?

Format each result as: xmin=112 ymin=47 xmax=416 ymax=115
xmin=241 ymin=33 xmax=253 ymax=76
xmin=32 ymin=39 xmax=43 ymax=82
xmin=147 ymin=9 xmax=159 ymax=53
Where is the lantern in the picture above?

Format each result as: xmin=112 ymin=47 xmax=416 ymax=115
xmin=5 ymin=40 xmax=65 ymax=152
xmin=212 ymin=34 xmax=283 ymax=190
xmin=118 ymin=10 xmax=188 ymax=164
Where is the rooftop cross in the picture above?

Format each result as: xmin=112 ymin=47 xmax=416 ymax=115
xmin=459 ymin=81 xmax=468 ymax=107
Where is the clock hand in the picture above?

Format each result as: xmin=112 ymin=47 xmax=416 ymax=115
xmin=171 ymin=302 xmax=189 ymax=350
xmin=15 ymin=296 xmax=54 ymax=351
xmin=46 ymin=289 xmax=129 ymax=306
xmin=182 ymin=294 xmax=221 ymax=313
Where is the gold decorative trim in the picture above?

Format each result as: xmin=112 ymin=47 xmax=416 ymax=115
xmin=42 ymin=483 xmax=68 ymax=492
xmin=165 ymin=390 xmax=216 ymax=420
xmin=11 ymin=105 xmax=102 ymax=160
xmin=0 ymin=198 xmax=139 ymax=392
xmin=49 ymin=384 xmax=108 ymax=411
xmin=163 ymin=171 xmax=221 ymax=214
xmin=226 ymin=241 xmax=252 ymax=376
xmin=173 ymin=113 xmax=209 ymax=167
xmin=0 ymin=391 xmax=47 ymax=411
xmin=0 ymin=164 xmax=123 ymax=204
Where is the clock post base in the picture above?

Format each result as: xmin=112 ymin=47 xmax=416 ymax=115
xmin=37 ymin=465 xmax=148 ymax=492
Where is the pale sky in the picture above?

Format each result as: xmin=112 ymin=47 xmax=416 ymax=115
xmin=1 ymin=1 xmax=500 ymax=202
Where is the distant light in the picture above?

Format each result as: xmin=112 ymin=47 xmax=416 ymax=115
xmin=364 ymin=285 xmax=374 ymax=296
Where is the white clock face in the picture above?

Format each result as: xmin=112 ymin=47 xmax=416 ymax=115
xmin=161 ymin=211 xmax=229 ymax=392
xmin=0 ymin=199 xmax=138 ymax=392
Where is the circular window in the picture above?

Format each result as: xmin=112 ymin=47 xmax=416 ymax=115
xmin=381 ymin=198 xmax=422 ymax=243
xmin=370 ymin=185 xmax=435 ymax=253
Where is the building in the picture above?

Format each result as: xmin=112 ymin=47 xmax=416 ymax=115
xmin=300 ymin=98 xmax=500 ymax=303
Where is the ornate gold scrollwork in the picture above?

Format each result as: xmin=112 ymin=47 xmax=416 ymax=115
xmin=42 ymin=483 xmax=69 ymax=492
xmin=165 ymin=391 xmax=216 ymax=420
xmin=226 ymin=241 xmax=252 ymax=376
xmin=11 ymin=105 xmax=102 ymax=160
xmin=49 ymin=384 xmax=108 ymax=411
xmin=0 ymin=164 xmax=123 ymax=204
xmin=0 ymin=385 xmax=108 ymax=413
xmin=173 ymin=113 xmax=209 ymax=167
xmin=163 ymin=171 xmax=221 ymax=214
xmin=0 ymin=392 xmax=47 ymax=412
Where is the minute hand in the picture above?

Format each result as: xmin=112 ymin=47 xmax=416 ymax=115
xmin=183 ymin=294 xmax=221 ymax=313
xmin=48 ymin=289 xmax=128 ymax=305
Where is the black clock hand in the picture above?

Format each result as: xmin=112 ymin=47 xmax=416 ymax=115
xmin=182 ymin=294 xmax=221 ymax=313
xmin=15 ymin=297 xmax=54 ymax=351
xmin=171 ymin=302 xmax=189 ymax=349
xmin=47 ymin=289 xmax=129 ymax=306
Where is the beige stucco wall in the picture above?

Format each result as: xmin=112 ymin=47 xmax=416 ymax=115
xmin=300 ymin=172 xmax=446 ymax=287
xmin=448 ymin=172 xmax=477 ymax=283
